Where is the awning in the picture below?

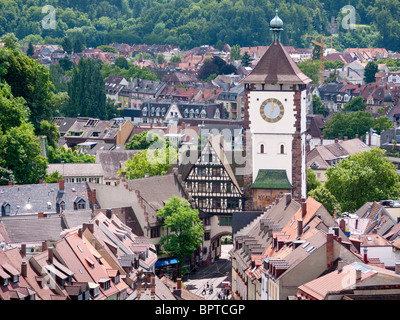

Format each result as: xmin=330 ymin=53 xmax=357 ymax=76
xmin=155 ymin=258 xmax=179 ymax=268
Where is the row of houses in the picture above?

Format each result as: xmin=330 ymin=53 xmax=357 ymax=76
xmin=0 ymin=177 xmax=205 ymax=300
xmin=230 ymin=194 xmax=400 ymax=300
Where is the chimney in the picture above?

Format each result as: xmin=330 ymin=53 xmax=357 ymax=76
xmin=363 ymin=248 xmax=368 ymax=263
xmin=344 ymin=136 xmax=348 ymax=141
xmin=368 ymin=130 xmax=372 ymax=146
xmin=21 ymin=261 xmax=27 ymax=278
xmin=38 ymin=212 xmax=45 ymax=219
xmin=48 ymin=247 xmax=54 ymax=263
xmin=106 ymin=208 xmax=112 ymax=219
xmin=335 ymin=138 xmax=339 ymax=143
xmin=58 ymin=179 xmax=65 ymax=191
xmin=297 ymin=219 xmax=303 ymax=238
xmin=395 ymin=262 xmax=400 ymax=275
xmin=42 ymin=241 xmax=47 ymax=252
xmin=339 ymin=219 xmax=346 ymax=233
xmin=285 ymin=193 xmax=292 ymax=206
xmin=20 ymin=244 xmax=26 ymax=257
xmin=356 ymin=269 xmax=362 ymax=281
xmin=39 ymin=180 xmax=44 ymax=184
xmin=338 ymin=260 xmax=345 ymax=272
xmin=301 ymin=200 xmax=307 ymax=218
xmin=327 ymin=232 xmax=334 ymax=268
xmin=91 ymin=189 xmax=97 ymax=206
xmin=8 ymin=181 xmax=13 ymax=186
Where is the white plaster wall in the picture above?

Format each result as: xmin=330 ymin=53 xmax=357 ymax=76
xmin=252 ymin=133 xmax=293 ymax=184
xmin=248 ymin=90 xmax=296 ymax=183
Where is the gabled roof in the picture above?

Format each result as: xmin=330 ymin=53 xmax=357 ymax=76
xmin=251 ymin=170 xmax=292 ymax=190
xmin=297 ymin=261 xmax=400 ymax=300
xmin=242 ymin=40 xmax=312 ymax=85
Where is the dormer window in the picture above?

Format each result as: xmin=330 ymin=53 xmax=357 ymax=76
xmin=0 ymin=269 xmax=11 ymax=287
xmin=74 ymin=198 xmax=86 ymax=210
xmin=2 ymin=202 xmax=11 ymax=216
xmin=2 ymin=263 xmax=20 ymax=283
xmin=142 ymin=107 xmax=148 ymax=117
xmin=99 ymin=278 xmax=111 ymax=291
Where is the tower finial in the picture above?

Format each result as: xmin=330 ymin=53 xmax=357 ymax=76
xmin=270 ymin=9 xmax=283 ymax=45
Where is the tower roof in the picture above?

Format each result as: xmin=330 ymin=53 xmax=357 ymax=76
xmin=242 ymin=39 xmax=312 ymax=85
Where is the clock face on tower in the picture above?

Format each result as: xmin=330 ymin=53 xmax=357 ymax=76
xmin=260 ymin=98 xmax=285 ymax=123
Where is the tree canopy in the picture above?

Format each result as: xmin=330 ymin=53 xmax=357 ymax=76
xmin=157 ymin=196 xmax=204 ymax=275
xmin=324 ymin=148 xmax=400 ymax=213
xmin=323 ymin=111 xmax=394 ymax=140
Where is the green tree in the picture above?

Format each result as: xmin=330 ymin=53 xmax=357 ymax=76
xmin=241 ymin=51 xmax=253 ymax=67
xmin=97 ymin=45 xmax=118 ymax=54
xmin=373 ymin=116 xmax=394 ymax=135
xmin=0 ymin=45 xmax=55 ymax=127
xmin=170 ymin=55 xmax=182 ymax=63
xmin=312 ymin=95 xmax=329 ymax=116
xmin=38 ymin=120 xmax=60 ymax=150
xmin=157 ymin=196 xmax=204 ymax=275
xmin=73 ymin=38 xmax=84 ymax=54
xmin=119 ymin=145 xmax=177 ymax=180
xmin=343 ymin=96 xmax=367 ymax=112
xmin=0 ymin=123 xmax=48 ymax=185
xmin=114 ymin=56 xmax=129 ymax=70
xmin=311 ymin=186 xmax=340 ymax=216
xmin=125 ymin=131 xmax=161 ymax=150
xmin=364 ymin=61 xmax=378 ymax=84
xmin=230 ymin=44 xmax=241 ymax=62
xmin=27 ymin=42 xmax=34 ymax=57
xmin=45 ymin=171 xmax=64 ymax=183
xmin=307 ymin=168 xmax=322 ymax=194
xmin=0 ymin=83 xmax=30 ymax=133
xmin=298 ymin=59 xmax=320 ymax=84
xmin=157 ymin=53 xmax=166 ymax=65
xmin=48 ymin=146 xmax=95 ymax=164
xmin=324 ymin=148 xmax=400 ymax=213
xmin=323 ymin=111 xmax=374 ymax=140
xmin=67 ymin=58 xmax=108 ymax=119
xmin=0 ymin=166 xmax=15 ymax=186
xmin=62 ymin=37 xmax=73 ymax=54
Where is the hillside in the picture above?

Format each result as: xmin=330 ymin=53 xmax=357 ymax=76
xmin=0 ymin=0 xmax=399 ymax=51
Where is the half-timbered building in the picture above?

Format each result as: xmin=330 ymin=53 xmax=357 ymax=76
xmin=179 ymin=135 xmax=244 ymax=265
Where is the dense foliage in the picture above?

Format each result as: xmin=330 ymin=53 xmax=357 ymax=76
xmin=157 ymin=196 xmax=204 ymax=275
xmin=1 ymin=0 xmax=399 ymax=51
xmin=324 ymin=148 xmax=400 ymax=213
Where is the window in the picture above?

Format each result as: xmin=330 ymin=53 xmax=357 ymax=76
xmin=280 ymin=145 xmax=285 ymax=154
xmin=150 ymin=227 xmax=160 ymax=238
xmin=198 ymin=198 xmax=207 ymax=208
xmin=197 ymin=167 xmax=205 ymax=177
xmin=203 ymin=217 xmax=210 ymax=226
xmin=74 ymin=199 xmax=86 ymax=210
xmin=213 ymin=199 xmax=221 ymax=209
xmin=204 ymin=232 xmax=210 ymax=241
xmin=227 ymin=199 xmax=240 ymax=209
xmin=260 ymin=144 xmax=265 ymax=154
xmin=198 ymin=182 xmax=207 ymax=192
xmin=220 ymin=216 xmax=232 ymax=226
xmin=212 ymin=168 xmax=221 ymax=177
xmin=212 ymin=183 xmax=221 ymax=193
xmin=100 ymin=279 xmax=111 ymax=291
